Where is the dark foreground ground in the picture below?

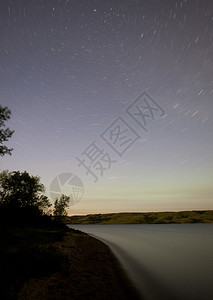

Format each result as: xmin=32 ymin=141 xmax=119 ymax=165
xmin=0 ymin=225 xmax=142 ymax=300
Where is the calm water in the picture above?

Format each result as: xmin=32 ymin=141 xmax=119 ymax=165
xmin=68 ymin=224 xmax=213 ymax=300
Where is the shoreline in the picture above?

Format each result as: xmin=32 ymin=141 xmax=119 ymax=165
xmin=18 ymin=229 xmax=143 ymax=299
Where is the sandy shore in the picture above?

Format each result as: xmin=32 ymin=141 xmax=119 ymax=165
xmin=18 ymin=229 xmax=143 ymax=300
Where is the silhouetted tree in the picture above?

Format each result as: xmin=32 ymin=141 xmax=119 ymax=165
xmin=0 ymin=170 xmax=51 ymax=214
xmin=0 ymin=105 xmax=14 ymax=156
xmin=53 ymin=195 xmax=70 ymax=217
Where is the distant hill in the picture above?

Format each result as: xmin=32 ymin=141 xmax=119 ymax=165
xmin=67 ymin=210 xmax=213 ymax=224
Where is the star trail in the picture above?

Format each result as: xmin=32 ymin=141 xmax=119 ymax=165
xmin=1 ymin=0 xmax=212 ymax=214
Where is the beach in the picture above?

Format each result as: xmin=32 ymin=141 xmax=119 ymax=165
xmin=17 ymin=229 xmax=142 ymax=300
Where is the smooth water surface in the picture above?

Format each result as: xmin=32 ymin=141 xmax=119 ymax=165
xmin=69 ymin=224 xmax=213 ymax=300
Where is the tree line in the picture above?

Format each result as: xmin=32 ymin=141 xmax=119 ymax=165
xmin=0 ymin=104 xmax=70 ymax=224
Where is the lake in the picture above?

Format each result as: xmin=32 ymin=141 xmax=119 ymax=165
xmin=68 ymin=224 xmax=213 ymax=300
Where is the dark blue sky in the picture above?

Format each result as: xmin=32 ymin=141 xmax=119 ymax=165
xmin=1 ymin=0 xmax=213 ymax=214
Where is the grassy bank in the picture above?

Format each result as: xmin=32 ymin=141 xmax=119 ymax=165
xmin=67 ymin=210 xmax=213 ymax=224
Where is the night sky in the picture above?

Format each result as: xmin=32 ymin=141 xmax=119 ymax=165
xmin=1 ymin=0 xmax=213 ymax=214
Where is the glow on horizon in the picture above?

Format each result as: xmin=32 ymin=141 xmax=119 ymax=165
xmin=1 ymin=0 xmax=213 ymax=215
